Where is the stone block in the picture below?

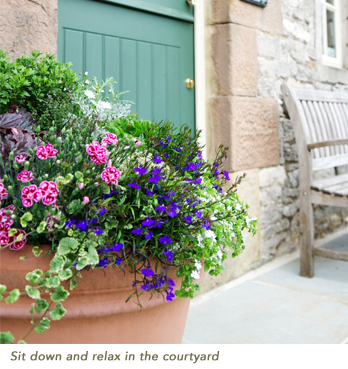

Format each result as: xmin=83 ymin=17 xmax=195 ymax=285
xmin=258 ymin=32 xmax=282 ymax=59
xmin=259 ymin=165 xmax=287 ymax=188
xmin=210 ymin=0 xmax=261 ymax=29
xmin=212 ymin=96 xmax=280 ymax=172
xmin=0 ymin=0 xmax=58 ymax=59
xmin=259 ymin=0 xmax=283 ymax=36
xmin=290 ymin=40 xmax=308 ymax=64
xmin=212 ymin=24 xmax=258 ymax=97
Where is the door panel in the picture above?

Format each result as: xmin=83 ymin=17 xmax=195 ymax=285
xmin=58 ymin=0 xmax=195 ymax=131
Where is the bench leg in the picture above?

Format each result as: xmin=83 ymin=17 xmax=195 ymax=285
xmin=299 ymin=195 xmax=314 ymax=278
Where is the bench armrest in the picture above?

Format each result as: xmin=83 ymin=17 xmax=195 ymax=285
xmin=308 ymin=139 xmax=348 ymax=150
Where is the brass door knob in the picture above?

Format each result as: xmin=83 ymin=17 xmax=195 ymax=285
xmin=186 ymin=78 xmax=194 ymax=89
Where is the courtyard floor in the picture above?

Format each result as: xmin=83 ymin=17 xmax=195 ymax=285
xmin=183 ymin=228 xmax=348 ymax=344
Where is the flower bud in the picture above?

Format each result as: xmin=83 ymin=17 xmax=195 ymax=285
xmin=3 ymin=175 xmax=8 ymax=182
xmin=24 ymin=161 xmax=30 ymax=170
xmin=13 ymin=162 xmax=19 ymax=170
xmin=83 ymin=196 xmax=89 ymax=204
xmin=7 ymin=186 xmax=13 ymax=195
xmin=9 ymin=151 xmax=14 ymax=160
xmin=94 ymin=182 xmax=99 ymax=186
xmin=78 ymin=183 xmax=84 ymax=190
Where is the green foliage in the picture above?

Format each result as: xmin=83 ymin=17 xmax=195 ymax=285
xmin=0 ymin=332 xmax=14 ymax=344
xmin=51 ymin=286 xmax=69 ymax=302
xmin=20 ymin=212 xmax=33 ymax=227
xmin=5 ymin=289 xmax=20 ymax=303
xmin=25 ymin=286 xmax=40 ymax=300
xmin=50 ymin=303 xmax=67 ymax=321
xmin=0 ymin=285 xmax=6 ymax=300
xmin=57 ymin=237 xmax=79 ymax=255
xmin=34 ymin=317 xmax=50 ymax=334
xmin=0 ymin=50 xmax=78 ymax=119
xmin=34 ymin=299 xmax=49 ymax=314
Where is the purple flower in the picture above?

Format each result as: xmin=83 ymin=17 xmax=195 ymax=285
xmin=115 ymin=258 xmax=122 ymax=266
xmin=144 ymin=231 xmax=153 ymax=240
xmin=164 ymin=153 xmax=170 ymax=159
xmin=163 ymin=249 xmax=174 ymax=262
xmin=153 ymin=155 xmax=162 ymax=164
xmin=184 ymin=215 xmax=192 ymax=224
xmin=99 ymin=258 xmax=111 ymax=268
xmin=186 ymin=199 xmax=191 ymax=203
xmin=167 ymin=203 xmax=180 ymax=218
xmin=132 ymin=227 xmax=144 ymax=235
xmin=96 ymin=208 xmax=107 ymax=216
xmin=112 ymin=242 xmax=124 ymax=252
xmin=202 ymin=220 xmax=212 ymax=230
xmin=151 ymin=167 xmax=162 ymax=175
xmin=146 ymin=189 xmax=154 ymax=197
xmin=93 ymin=226 xmax=104 ymax=236
xmin=195 ymin=211 xmax=202 ymax=219
xmin=141 ymin=267 xmax=155 ymax=278
xmin=166 ymin=289 xmax=175 ymax=302
xmin=168 ymin=191 xmax=175 ymax=196
xmin=194 ymin=177 xmax=202 ymax=185
xmin=197 ymin=151 xmax=203 ymax=160
xmin=162 ymin=194 xmax=170 ymax=201
xmin=156 ymin=205 xmax=167 ymax=212
xmin=214 ymin=163 xmax=219 ymax=168
xmin=159 ymin=235 xmax=172 ymax=245
xmin=142 ymin=218 xmax=155 ymax=227
xmin=223 ymin=171 xmax=230 ymax=181
xmin=128 ymin=182 xmax=141 ymax=189
xmin=152 ymin=221 xmax=162 ymax=229
xmin=65 ymin=219 xmax=76 ymax=228
xmin=134 ymin=167 xmax=147 ymax=175
xmin=148 ymin=175 xmax=161 ymax=183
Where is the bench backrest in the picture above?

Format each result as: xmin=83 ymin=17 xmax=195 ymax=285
xmin=281 ymin=83 xmax=348 ymax=172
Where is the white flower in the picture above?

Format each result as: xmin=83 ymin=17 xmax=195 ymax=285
xmin=231 ymin=232 xmax=236 ymax=238
xmin=97 ymin=101 xmax=111 ymax=110
xmin=194 ymin=260 xmax=202 ymax=270
xmin=217 ymin=250 xmax=223 ymax=259
xmin=191 ymin=270 xmax=200 ymax=279
xmin=205 ymin=230 xmax=216 ymax=243
xmin=84 ymin=90 xmax=95 ymax=99
xmin=211 ymin=216 xmax=217 ymax=221
xmin=235 ymin=203 xmax=242 ymax=211
xmin=84 ymin=71 xmax=88 ymax=76
xmin=85 ymin=80 xmax=90 ymax=85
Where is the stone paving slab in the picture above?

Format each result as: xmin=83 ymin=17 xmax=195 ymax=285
xmin=183 ymin=233 xmax=348 ymax=344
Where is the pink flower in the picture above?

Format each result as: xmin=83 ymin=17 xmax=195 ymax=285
xmin=22 ymin=198 xmax=33 ymax=208
xmin=42 ymin=194 xmax=57 ymax=206
xmin=17 ymin=170 xmax=34 ymax=183
xmin=101 ymin=167 xmax=121 ymax=185
xmin=38 ymin=181 xmax=59 ymax=206
xmin=21 ymin=185 xmax=41 ymax=207
xmin=36 ymin=143 xmax=58 ymax=160
xmin=0 ymin=231 xmax=9 ymax=246
xmin=0 ymin=183 xmax=8 ymax=200
xmin=124 ymin=146 xmax=130 ymax=150
xmin=135 ymin=140 xmax=141 ymax=147
xmin=8 ymin=229 xmax=26 ymax=251
xmin=86 ymin=141 xmax=108 ymax=165
xmin=101 ymin=133 xmax=118 ymax=146
xmin=15 ymin=155 xmax=25 ymax=163
xmin=78 ymin=183 xmax=84 ymax=190
xmin=83 ymin=196 xmax=89 ymax=204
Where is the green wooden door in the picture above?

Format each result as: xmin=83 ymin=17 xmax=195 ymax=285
xmin=58 ymin=0 xmax=195 ymax=132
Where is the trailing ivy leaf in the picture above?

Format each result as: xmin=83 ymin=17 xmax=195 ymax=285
xmin=20 ymin=212 xmax=32 ymax=227
xmin=32 ymin=246 xmax=43 ymax=257
xmin=19 ymin=256 xmax=27 ymax=261
xmin=50 ymin=255 xmax=66 ymax=273
xmin=5 ymin=288 xmax=20 ymax=303
xmin=25 ymin=286 xmax=40 ymax=300
xmin=36 ymin=221 xmax=47 ymax=233
xmin=46 ymin=276 xmax=60 ymax=288
xmin=0 ymin=332 xmax=14 ymax=344
xmin=70 ymin=277 xmax=77 ymax=290
xmin=67 ymin=199 xmax=83 ymax=214
xmin=76 ymin=256 xmax=88 ymax=270
xmin=50 ymin=303 xmax=67 ymax=321
xmin=87 ymin=246 xmax=99 ymax=265
xmin=34 ymin=317 xmax=50 ymax=334
xmin=74 ymin=171 xmax=83 ymax=181
xmin=0 ymin=284 xmax=6 ymax=300
xmin=34 ymin=299 xmax=48 ymax=314
xmin=58 ymin=269 xmax=73 ymax=281
xmin=17 ymin=340 xmax=26 ymax=344
xmin=51 ymin=286 xmax=69 ymax=302
xmin=57 ymin=237 xmax=79 ymax=255
xmin=25 ymin=269 xmax=43 ymax=284
xmin=8 ymin=228 xmax=17 ymax=236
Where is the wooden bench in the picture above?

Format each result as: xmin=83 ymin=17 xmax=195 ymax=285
xmin=281 ymin=83 xmax=348 ymax=278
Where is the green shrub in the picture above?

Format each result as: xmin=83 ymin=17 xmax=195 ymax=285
xmin=0 ymin=50 xmax=79 ymax=118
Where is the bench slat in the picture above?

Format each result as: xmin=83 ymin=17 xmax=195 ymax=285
xmin=296 ymin=89 xmax=348 ymax=103
xmin=301 ymin=100 xmax=320 ymax=158
xmin=312 ymin=173 xmax=348 ymax=189
xmin=312 ymin=101 xmax=331 ymax=157
xmin=308 ymin=101 xmax=326 ymax=157
xmin=312 ymin=154 xmax=348 ymax=171
xmin=318 ymin=101 xmax=337 ymax=155
xmin=313 ymin=247 xmax=348 ymax=262
xmin=308 ymin=138 xmax=348 ymax=149
xmin=332 ymin=103 xmax=348 ymax=154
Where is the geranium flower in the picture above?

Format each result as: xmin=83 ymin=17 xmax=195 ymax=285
xmin=17 ymin=170 xmax=34 ymax=183
xmin=36 ymin=144 xmax=58 ymax=160
xmin=101 ymin=167 xmax=121 ymax=185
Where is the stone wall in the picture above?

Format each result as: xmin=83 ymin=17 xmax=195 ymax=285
xmin=0 ymin=0 xmax=58 ymax=59
xmin=201 ymin=0 xmax=348 ymax=292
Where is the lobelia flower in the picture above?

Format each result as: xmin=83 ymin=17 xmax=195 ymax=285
xmin=65 ymin=219 xmax=76 ymax=228
xmin=141 ymin=267 xmax=154 ymax=278
xmin=153 ymin=155 xmax=162 ymax=164
xmin=148 ymin=175 xmax=161 ymax=184
xmin=184 ymin=215 xmax=192 ymax=224
xmin=132 ymin=227 xmax=144 ymax=236
xmin=115 ymin=258 xmax=122 ymax=266
xmin=15 ymin=155 xmax=25 ymax=163
xmin=141 ymin=217 xmax=155 ymax=227
xmin=222 ymin=171 xmax=230 ymax=181
xmin=17 ymin=170 xmax=34 ymax=183
xmin=155 ymin=205 xmax=166 ymax=213
xmin=128 ymin=182 xmax=141 ymax=190
xmin=159 ymin=235 xmax=172 ymax=245
xmin=163 ymin=249 xmax=174 ymax=262
xmin=36 ymin=143 xmax=58 ymax=160
xmin=144 ymin=232 xmax=153 ymax=240
xmin=194 ymin=211 xmax=202 ymax=219
xmin=96 ymin=208 xmax=107 ymax=216
xmin=83 ymin=196 xmax=89 ymax=204
xmin=101 ymin=166 xmax=121 ymax=185
xmin=93 ymin=227 xmax=104 ymax=236
xmin=111 ymin=243 xmax=124 ymax=252
xmin=134 ymin=167 xmax=147 ymax=176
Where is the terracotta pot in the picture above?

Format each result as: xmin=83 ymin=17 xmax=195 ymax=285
xmin=0 ymin=245 xmax=205 ymax=344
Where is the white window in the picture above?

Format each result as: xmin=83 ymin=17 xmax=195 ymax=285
xmin=321 ymin=0 xmax=342 ymax=68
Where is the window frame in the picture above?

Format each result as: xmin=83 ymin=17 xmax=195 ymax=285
xmin=321 ymin=0 xmax=343 ymax=68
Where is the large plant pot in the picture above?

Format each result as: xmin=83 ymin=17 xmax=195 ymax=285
xmin=0 ymin=245 xmax=205 ymax=344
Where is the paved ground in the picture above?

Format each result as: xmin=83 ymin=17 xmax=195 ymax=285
xmin=183 ymin=230 xmax=348 ymax=344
